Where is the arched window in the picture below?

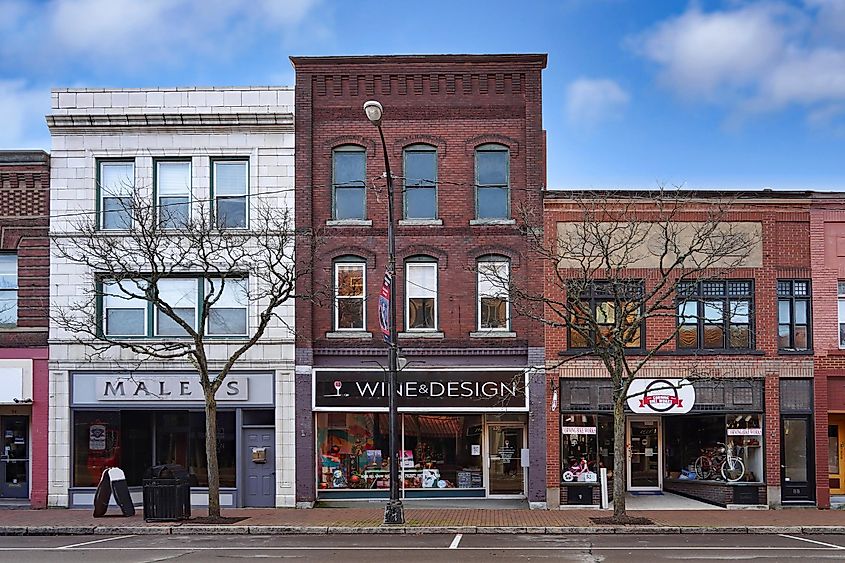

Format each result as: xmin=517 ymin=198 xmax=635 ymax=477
xmin=403 ymin=144 xmax=437 ymax=220
xmin=332 ymin=145 xmax=366 ymax=220
xmin=475 ymin=144 xmax=509 ymax=220
xmin=405 ymin=256 xmax=438 ymax=331
xmin=477 ymin=256 xmax=509 ymax=330
xmin=334 ymin=256 xmax=367 ymax=330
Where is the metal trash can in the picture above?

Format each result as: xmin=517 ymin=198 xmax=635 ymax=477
xmin=143 ymin=464 xmax=191 ymax=522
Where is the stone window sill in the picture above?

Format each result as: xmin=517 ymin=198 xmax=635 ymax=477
xmin=398 ymin=219 xmax=443 ymax=226
xmin=469 ymin=219 xmax=516 ymax=226
xmin=469 ymin=330 xmax=517 ymax=338
xmin=398 ymin=331 xmax=444 ymax=339
xmin=325 ymin=331 xmax=373 ymax=339
xmin=326 ymin=219 xmax=373 ymax=227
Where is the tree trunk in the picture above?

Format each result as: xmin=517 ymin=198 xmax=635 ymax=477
xmin=205 ymin=390 xmax=221 ymax=520
xmin=612 ymin=393 xmax=627 ymax=521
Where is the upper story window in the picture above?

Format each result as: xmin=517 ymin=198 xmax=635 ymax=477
xmin=475 ymin=144 xmax=509 ymax=220
xmin=778 ymin=280 xmax=811 ymax=352
xmin=102 ymin=277 xmax=248 ymax=338
xmin=156 ymin=160 xmax=191 ymax=229
xmin=99 ymin=160 xmax=135 ymax=230
xmin=332 ymin=146 xmax=366 ymax=220
xmin=213 ymin=160 xmax=248 ymax=229
xmin=568 ymin=281 xmax=643 ymax=349
xmin=677 ymin=280 xmax=753 ymax=351
xmin=403 ymin=146 xmax=437 ymax=220
xmin=477 ymin=259 xmax=510 ymax=330
xmin=334 ymin=261 xmax=366 ymax=330
xmin=838 ymin=282 xmax=845 ymax=348
xmin=0 ymin=254 xmax=18 ymax=328
xmin=405 ymin=260 xmax=437 ymax=331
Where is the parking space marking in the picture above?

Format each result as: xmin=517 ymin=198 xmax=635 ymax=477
xmin=449 ymin=534 xmax=462 ymax=549
xmin=779 ymin=534 xmax=845 ymax=550
xmin=57 ymin=535 xmax=136 ymax=550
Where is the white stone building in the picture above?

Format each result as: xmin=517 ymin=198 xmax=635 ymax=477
xmin=47 ymin=87 xmax=296 ymax=508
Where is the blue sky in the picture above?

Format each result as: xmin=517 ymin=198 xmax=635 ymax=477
xmin=1 ymin=0 xmax=843 ymax=190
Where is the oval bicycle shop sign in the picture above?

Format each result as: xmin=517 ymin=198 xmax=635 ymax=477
xmin=626 ymin=378 xmax=695 ymax=414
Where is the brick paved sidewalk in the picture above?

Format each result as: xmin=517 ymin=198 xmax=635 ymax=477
xmin=2 ymin=506 xmax=845 ymax=530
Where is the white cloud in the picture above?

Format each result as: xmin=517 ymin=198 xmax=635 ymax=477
xmin=631 ymin=1 xmax=845 ymax=126
xmin=0 ymin=81 xmax=50 ymax=149
xmin=0 ymin=0 xmax=322 ymax=70
xmin=565 ymin=78 xmax=630 ymax=128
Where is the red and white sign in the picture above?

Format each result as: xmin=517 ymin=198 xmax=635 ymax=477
xmin=562 ymin=426 xmax=597 ymax=435
xmin=626 ymin=378 xmax=695 ymax=414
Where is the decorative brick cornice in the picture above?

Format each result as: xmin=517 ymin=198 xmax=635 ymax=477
xmin=46 ymin=113 xmax=294 ymax=132
xmin=399 ymin=244 xmax=448 ymax=267
xmin=323 ymin=135 xmax=376 ymax=157
xmin=392 ymin=135 xmax=447 ymax=156
xmin=469 ymin=245 xmax=522 ymax=268
xmin=323 ymin=245 xmax=378 ymax=269
xmin=465 ymin=134 xmax=520 ymax=155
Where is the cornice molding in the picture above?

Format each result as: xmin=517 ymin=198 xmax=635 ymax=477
xmin=46 ymin=112 xmax=294 ymax=133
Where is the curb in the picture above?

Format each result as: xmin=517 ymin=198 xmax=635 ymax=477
xmin=4 ymin=525 xmax=845 ymax=536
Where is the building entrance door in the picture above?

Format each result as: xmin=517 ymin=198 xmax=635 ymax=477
xmin=627 ymin=417 xmax=662 ymax=491
xmin=486 ymin=424 xmax=525 ymax=496
xmin=242 ymin=426 xmax=275 ymax=507
xmin=781 ymin=415 xmax=815 ymax=503
xmin=830 ymin=416 xmax=845 ymax=495
xmin=0 ymin=416 xmax=29 ymax=499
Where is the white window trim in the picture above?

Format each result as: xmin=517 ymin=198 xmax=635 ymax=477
xmin=156 ymin=160 xmax=192 ymax=229
xmin=405 ymin=261 xmax=438 ymax=332
xmin=838 ymin=282 xmax=845 ymax=349
xmin=213 ymin=159 xmax=249 ymax=230
xmin=477 ymin=260 xmax=510 ymax=331
xmin=99 ymin=160 xmax=135 ymax=231
xmin=334 ymin=262 xmax=366 ymax=331
xmin=0 ymin=253 xmax=18 ymax=328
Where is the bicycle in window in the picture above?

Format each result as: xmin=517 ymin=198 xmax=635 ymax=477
xmin=693 ymin=441 xmax=745 ymax=482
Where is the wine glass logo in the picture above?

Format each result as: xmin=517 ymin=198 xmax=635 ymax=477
xmin=333 ymin=380 xmax=342 ymax=396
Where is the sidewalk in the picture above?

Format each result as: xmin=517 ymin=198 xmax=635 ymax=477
xmin=2 ymin=506 xmax=845 ymax=535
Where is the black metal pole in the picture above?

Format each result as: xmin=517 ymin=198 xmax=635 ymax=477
xmin=377 ymin=123 xmax=405 ymax=525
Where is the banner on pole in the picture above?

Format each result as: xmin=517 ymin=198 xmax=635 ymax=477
xmin=379 ymin=270 xmax=392 ymax=343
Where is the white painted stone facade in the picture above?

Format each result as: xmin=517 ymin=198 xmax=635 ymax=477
xmin=47 ymin=87 xmax=296 ymax=508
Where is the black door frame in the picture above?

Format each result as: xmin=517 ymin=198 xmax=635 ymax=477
xmin=780 ymin=414 xmax=815 ymax=503
xmin=0 ymin=415 xmax=30 ymax=499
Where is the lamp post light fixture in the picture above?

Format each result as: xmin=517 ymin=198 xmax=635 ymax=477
xmin=364 ymin=99 xmax=405 ymax=525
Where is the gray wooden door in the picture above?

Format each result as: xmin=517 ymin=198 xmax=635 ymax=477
xmin=242 ymin=427 xmax=275 ymax=507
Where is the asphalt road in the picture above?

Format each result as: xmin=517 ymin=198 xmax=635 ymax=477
xmin=2 ymin=532 xmax=845 ymax=561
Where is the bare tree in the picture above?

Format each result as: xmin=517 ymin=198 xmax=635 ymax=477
xmin=501 ymin=188 xmax=759 ymax=522
xmin=52 ymin=188 xmax=310 ymax=519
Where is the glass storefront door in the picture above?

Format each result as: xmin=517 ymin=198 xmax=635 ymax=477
xmin=0 ymin=416 xmax=28 ymax=499
xmin=627 ymin=418 xmax=661 ymax=491
xmin=830 ymin=416 xmax=845 ymax=495
xmin=781 ymin=415 xmax=814 ymax=502
xmin=487 ymin=425 xmax=525 ymax=496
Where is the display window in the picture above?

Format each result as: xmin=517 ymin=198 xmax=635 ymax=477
xmin=560 ymin=414 xmax=614 ymax=483
xmin=664 ymin=414 xmax=763 ymax=483
xmin=315 ymin=413 xmax=485 ymax=491
xmin=72 ymin=410 xmax=237 ymax=488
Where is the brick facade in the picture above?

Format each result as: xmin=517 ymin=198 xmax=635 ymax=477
xmin=0 ymin=151 xmax=50 ymax=508
xmin=544 ymin=192 xmax=818 ymax=508
xmin=292 ymin=55 xmax=547 ymax=506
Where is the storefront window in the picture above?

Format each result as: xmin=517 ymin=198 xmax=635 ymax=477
xmin=402 ymin=415 xmax=482 ymax=489
xmin=561 ymin=414 xmax=614 ymax=482
xmin=73 ymin=410 xmax=235 ymax=488
xmin=316 ymin=412 xmax=390 ymax=490
xmin=664 ymin=414 xmax=763 ymax=482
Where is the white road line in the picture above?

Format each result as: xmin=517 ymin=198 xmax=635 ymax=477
xmin=779 ymin=534 xmax=845 ymax=550
xmin=0 ymin=545 xmax=833 ymax=552
xmin=57 ymin=534 xmax=136 ymax=550
xmin=449 ymin=534 xmax=462 ymax=549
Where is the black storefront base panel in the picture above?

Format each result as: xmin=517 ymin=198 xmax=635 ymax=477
xmin=317 ymin=488 xmax=487 ymax=500
xmin=663 ymin=479 xmax=766 ymax=507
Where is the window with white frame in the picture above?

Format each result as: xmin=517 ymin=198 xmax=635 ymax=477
xmin=404 ymin=146 xmax=437 ymax=219
xmin=213 ymin=160 xmax=248 ymax=229
xmin=0 ymin=254 xmax=18 ymax=328
xmin=99 ymin=161 xmax=135 ymax=230
xmin=208 ymin=278 xmax=248 ymax=336
xmin=155 ymin=278 xmax=197 ymax=336
xmin=477 ymin=260 xmax=509 ymax=330
xmin=405 ymin=261 xmax=437 ymax=330
xmin=839 ymin=282 xmax=845 ymax=348
xmin=156 ymin=160 xmax=191 ymax=229
xmin=335 ymin=262 xmax=365 ymax=330
xmin=332 ymin=146 xmax=366 ymax=220
xmin=103 ymin=279 xmax=147 ymax=336
xmin=475 ymin=145 xmax=509 ymax=220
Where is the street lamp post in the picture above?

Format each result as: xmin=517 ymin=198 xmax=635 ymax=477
xmin=364 ymin=100 xmax=405 ymax=525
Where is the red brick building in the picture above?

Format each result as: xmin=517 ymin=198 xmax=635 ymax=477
xmin=544 ymin=191 xmax=821 ymax=508
xmin=291 ymin=55 xmax=547 ymax=506
xmin=0 ymin=151 xmax=49 ymax=508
